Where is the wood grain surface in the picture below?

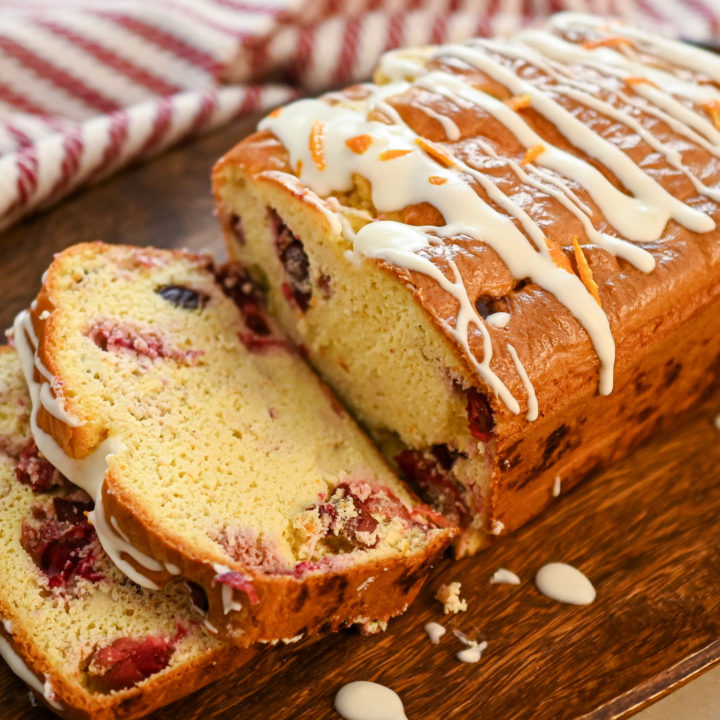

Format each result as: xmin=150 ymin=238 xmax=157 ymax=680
xmin=0 ymin=116 xmax=719 ymax=720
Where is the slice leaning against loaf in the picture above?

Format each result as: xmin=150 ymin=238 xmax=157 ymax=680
xmin=212 ymin=14 xmax=720 ymax=556
xmin=0 ymin=345 xmax=254 ymax=720
xmin=13 ymin=242 xmax=455 ymax=647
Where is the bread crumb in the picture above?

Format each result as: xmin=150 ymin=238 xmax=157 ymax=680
xmin=435 ymin=582 xmax=467 ymax=614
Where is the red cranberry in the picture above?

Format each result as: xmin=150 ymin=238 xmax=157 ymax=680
xmin=215 ymin=263 xmax=286 ymax=350
xmin=15 ymin=440 xmax=64 ymax=493
xmin=467 ymin=389 xmax=494 ymax=442
xmin=396 ymin=449 xmax=466 ymax=525
xmin=269 ymin=210 xmax=311 ymax=312
xmin=86 ymin=634 xmax=175 ymax=692
xmin=230 ymin=213 xmax=246 ymax=245
xmin=53 ymin=496 xmax=92 ymax=523
xmin=330 ymin=484 xmax=379 ymax=548
xmin=20 ymin=495 xmax=102 ymax=589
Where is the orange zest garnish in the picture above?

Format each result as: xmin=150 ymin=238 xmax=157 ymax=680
xmin=572 ymin=236 xmax=602 ymax=306
xmin=268 ymin=107 xmax=283 ymax=118
xmin=521 ymin=144 xmax=545 ymax=166
xmin=345 ymin=134 xmax=373 ymax=154
xmin=582 ymin=36 xmax=632 ymax=50
xmin=623 ymin=76 xmax=659 ymax=89
xmin=415 ymin=137 xmax=456 ymax=167
xmin=544 ymin=236 xmax=573 ymax=274
xmin=379 ymin=148 xmax=412 ymax=161
xmin=702 ymin=100 xmax=720 ymax=131
xmin=505 ymin=94 xmax=531 ymax=111
xmin=309 ymin=120 xmax=326 ymax=171
xmin=429 ymin=175 xmax=448 ymax=185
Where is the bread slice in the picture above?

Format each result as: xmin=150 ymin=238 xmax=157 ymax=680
xmin=13 ymin=242 xmax=455 ymax=647
xmin=212 ymin=14 xmax=720 ymax=556
xmin=0 ymin=346 xmax=254 ymax=719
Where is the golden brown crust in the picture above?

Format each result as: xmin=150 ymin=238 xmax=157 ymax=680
xmin=211 ymin=27 xmax=720 ymax=539
xmin=0 ymin=616 xmax=252 ymax=720
xmin=103 ymin=482 xmax=452 ymax=645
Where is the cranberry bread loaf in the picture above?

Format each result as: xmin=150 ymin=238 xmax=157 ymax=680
xmin=14 ymin=242 xmax=455 ymax=646
xmin=213 ymin=12 xmax=720 ymax=555
xmin=0 ymin=346 xmax=254 ymax=719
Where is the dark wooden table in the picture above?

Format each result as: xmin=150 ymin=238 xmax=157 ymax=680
xmin=1 ymin=117 xmax=719 ymax=720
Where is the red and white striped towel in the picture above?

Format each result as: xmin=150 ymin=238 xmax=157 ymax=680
xmin=0 ymin=0 xmax=717 ymax=231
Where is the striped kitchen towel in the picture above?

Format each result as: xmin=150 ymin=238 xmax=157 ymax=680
xmin=0 ymin=0 xmax=717 ymax=231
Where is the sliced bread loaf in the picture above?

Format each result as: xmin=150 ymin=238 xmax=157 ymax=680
xmin=14 ymin=243 xmax=455 ymax=646
xmin=0 ymin=346 xmax=254 ymax=719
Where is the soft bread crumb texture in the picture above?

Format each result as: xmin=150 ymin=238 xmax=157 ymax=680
xmin=215 ymin=172 xmax=492 ymax=550
xmin=218 ymin=176 xmax=476 ymax=455
xmin=35 ymin=244 xmax=438 ymax=572
xmin=0 ymin=348 xmax=221 ymax=703
xmin=435 ymin=582 xmax=467 ymax=614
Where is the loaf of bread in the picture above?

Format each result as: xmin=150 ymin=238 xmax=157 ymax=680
xmin=14 ymin=242 xmax=455 ymax=646
xmin=0 ymin=346 xmax=255 ymax=719
xmin=213 ymin=12 xmax=720 ymax=555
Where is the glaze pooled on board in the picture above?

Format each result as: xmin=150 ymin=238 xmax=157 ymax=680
xmin=335 ymin=681 xmax=408 ymax=720
xmin=535 ymin=562 xmax=596 ymax=605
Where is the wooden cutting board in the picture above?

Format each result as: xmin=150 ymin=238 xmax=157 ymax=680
xmin=0 ymin=116 xmax=718 ymax=720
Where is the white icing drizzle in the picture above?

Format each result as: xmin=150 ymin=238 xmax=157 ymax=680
xmin=416 ymin=103 xmax=461 ymax=140
xmin=490 ymin=519 xmax=504 ymax=535
xmin=94 ymin=496 xmax=164 ymax=589
xmin=13 ymin=310 xmax=165 ymax=591
xmin=19 ymin=311 xmax=84 ymax=428
xmin=357 ymin=576 xmax=375 ymax=591
xmin=334 ymin=681 xmax=408 ymax=720
xmin=517 ymin=26 xmax=720 ymax=147
xmin=490 ymin=568 xmax=521 ymax=585
xmin=2 ymin=618 xmax=13 ymax=635
xmin=0 ymin=634 xmax=63 ymax=710
xmin=424 ymin=621 xmax=446 ymax=643
xmin=42 ymin=677 xmax=59 ymax=708
xmin=507 ymin=344 xmax=538 ymax=421
xmin=203 ymin=619 xmax=219 ymax=635
xmin=551 ymin=12 xmax=720 ymax=84
xmin=164 ymin=561 xmax=181 ymax=575
xmin=535 ymin=562 xmax=596 ymax=605
xmin=261 ymin=18 xmax=720 ymax=418
xmin=486 ymin=312 xmax=510 ymax=328
xmin=213 ymin=563 xmax=243 ymax=615
xmin=453 ymin=630 xmax=488 ymax=663
xmin=465 ymin=37 xmax=720 ymax=207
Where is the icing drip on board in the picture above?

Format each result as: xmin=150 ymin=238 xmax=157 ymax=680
xmin=535 ymin=562 xmax=596 ymax=605
xmin=261 ymin=17 xmax=720 ymax=418
xmin=424 ymin=621 xmax=446 ymax=643
xmin=334 ymin=681 xmax=408 ymax=720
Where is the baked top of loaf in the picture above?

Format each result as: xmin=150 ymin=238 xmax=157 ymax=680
xmin=14 ymin=242 xmax=454 ymax=645
xmin=0 ymin=346 xmax=252 ymax=719
xmin=216 ymin=12 xmax=720 ymax=432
